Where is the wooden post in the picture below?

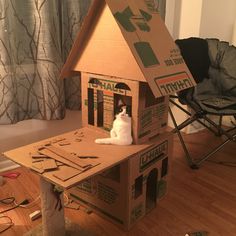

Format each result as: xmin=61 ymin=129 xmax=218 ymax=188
xmin=40 ymin=177 xmax=65 ymax=236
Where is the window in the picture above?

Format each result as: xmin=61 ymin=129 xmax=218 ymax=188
xmin=134 ymin=175 xmax=143 ymax=199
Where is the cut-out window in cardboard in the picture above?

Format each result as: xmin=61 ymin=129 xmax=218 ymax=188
xmin=161 ymin=157 xmax=168 ymax=177
xmin=114 ymin=82 xmax=132 ymax=117
xmin=88 ymin=78 xmax=132 ymax=130
xmin=144 ymin=83 xmax=165 ymax=108
xmin=114 ymin=94 xmax=132 ymax=117
xmin=97 ymin=90 xmax=104 ymax=127
xmin=88 ymin=88 xmax=94 ymax=125
xmin=146 ymin=168 xmax=158 ymax=212
xmin=134 ymin=175 xmax=143 ymax=199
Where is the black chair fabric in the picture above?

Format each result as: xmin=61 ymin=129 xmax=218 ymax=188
xmin=176 ymin=37 xmax=236 ymax=115
xmin=175 ymin=37 xmax=210 ymax=83
xmin=170 ymin=37 xmax=236 ymax=168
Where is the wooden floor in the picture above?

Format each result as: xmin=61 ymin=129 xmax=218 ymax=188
xmin=1 ymin=130 xmax=236 ymax=236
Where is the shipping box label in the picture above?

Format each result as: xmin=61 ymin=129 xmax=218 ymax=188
xmin=106 ymin=0 xmax=196 ymax=97
xmin=88 ymin=77 xmax=131 ymax=96
xmin=138 ymin=100 xmax=167 ymax=138
xmin=139 ymin=141 xmax=168 ymax=172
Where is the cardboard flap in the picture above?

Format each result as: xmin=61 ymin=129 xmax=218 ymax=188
xmin=106 ymin=0 xmax=196 ymax=97
xmin=61 ymin=0 xmax=196 ymax=97
xmin=72 ymin=2 xmax=146 ymax=82
xmin=60 ymin=0 xmax=105 ymax=79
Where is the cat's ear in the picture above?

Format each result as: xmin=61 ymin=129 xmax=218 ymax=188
xmin=117 ymin=99 xmax=123 ymax=106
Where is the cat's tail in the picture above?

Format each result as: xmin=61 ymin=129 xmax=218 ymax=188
xmin=95 ymin=137 xmax=132 ymax=145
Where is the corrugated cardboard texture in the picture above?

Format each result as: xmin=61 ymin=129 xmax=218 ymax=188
xmin=61 ymin=0 xmax=196 ymax=97
xmin=81 ymin=72 xmax=139 ymax=132
xmin=81 ymin=72 xmax=168 ymax=144
xmin=136 ymin=84 xmax=169 ymax=143
xmin=69 ymin=132 xmax=173 ymax=230
xmin=73 ymin=3 xmax=145 ymax=82
xmin=70 ymin=161 xmax=129 ymax=228
xmin=106 ymin=0 xmax=196 ymax=97
xmin=3 ymin=127 xmax=159 ymax=189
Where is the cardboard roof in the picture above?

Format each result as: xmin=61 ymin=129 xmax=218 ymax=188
xmin=61 ymin=0 xmax=196 ymax=97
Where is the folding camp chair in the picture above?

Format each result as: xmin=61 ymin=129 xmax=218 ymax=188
xmin=169 ymin=37 xmax=236 ymax=169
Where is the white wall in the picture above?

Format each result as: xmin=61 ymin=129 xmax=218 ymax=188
xmin=200 ymin=0 xmax=236 ymax=43
xmin=166 ymin=0 xmax=203 ymax=39
xmin=165 ymin=0 xmax=176 ymax=37
xmin=166 ymin=0 xmax=236 ymax=42
xmin=178 ymin=0 xmax=203 ymax=38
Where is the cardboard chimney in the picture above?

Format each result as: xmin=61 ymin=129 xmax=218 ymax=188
xmin=61 ymin=0 xmax=195 ymax=144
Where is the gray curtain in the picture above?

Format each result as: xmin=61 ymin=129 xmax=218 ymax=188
xmin=156 ymin=0 xmax=166 ymax=20
xmin=0 ymin=0 xmax=91 ymax=124
xmin=0 ymin=0 xmax=165 ymax=125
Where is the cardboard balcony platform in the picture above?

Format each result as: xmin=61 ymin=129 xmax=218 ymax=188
xmin=3 ymin=127 xmax=171 ymax=190
xmin=69 ymin=130 xmax=172 ymax=230
xmin=3 ymin=126 xmax=173 ymax=231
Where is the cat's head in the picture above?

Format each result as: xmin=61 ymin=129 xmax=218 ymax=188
xmin=115 ymin=105 xmax=131 ymax=120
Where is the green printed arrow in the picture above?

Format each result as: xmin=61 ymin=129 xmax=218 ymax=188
xmin=114 ymin=7 xmax=136 ymax=32
xmin=139 ymin=9 xmax=152 ymax=21
xmin=134 ymin=41 xmax=159 ymax=67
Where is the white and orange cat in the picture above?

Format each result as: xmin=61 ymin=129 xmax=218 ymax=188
xmin=95 ymin=105 xmax=133 ymax=145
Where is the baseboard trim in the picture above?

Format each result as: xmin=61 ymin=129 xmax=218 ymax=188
xmin=0 ymin=159 xmax=20 ymax=173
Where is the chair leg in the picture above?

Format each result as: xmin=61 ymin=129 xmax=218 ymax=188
xmin=169 ymin=100 xmax=236 ymax=168
xmin=169 ymin=98 xmax=217 ymax=134
xmin=217 ymin=115 xmax=223 ymax=136
xmin=203 ymin=115 xmax=235 ymax=140
xmin=195 ymin=134 xmax=235 ymax=166
xmin=169 ymin=107 xmax=198 ymax=169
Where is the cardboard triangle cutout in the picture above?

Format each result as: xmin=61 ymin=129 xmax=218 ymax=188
xmin=61 ymin=0 xmax=196 ymax=97
xmin=72 ymin=3 xmax=146 ymax=82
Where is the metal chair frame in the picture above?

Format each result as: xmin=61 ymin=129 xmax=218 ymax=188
xmin=169 ymin=95 xmax=236 ymax=169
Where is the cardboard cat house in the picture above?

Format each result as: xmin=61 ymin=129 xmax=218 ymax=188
xmin=69 ymin=131 xmax=172 ymax=230
xmin=61 ymin=0 xmax=195 ymax=144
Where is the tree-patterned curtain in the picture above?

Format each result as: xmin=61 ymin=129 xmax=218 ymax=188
xmin=0 ymin=0 xmax=165 ymax=125
xmin=0 ymin=0 xmax=91 ymax=124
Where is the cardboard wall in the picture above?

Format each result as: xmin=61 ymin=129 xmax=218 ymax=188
xmin=81 ymin=72 xmax=169 ymax=144
xmin=62 ymin=0 xmax=196 ymax=98
xmin=82 ymin=72 xmax=139 ymax=134
xmin=136 ymin=82 xmax=169 ymax=143
xmin=69 ymin=161 xmax=129 ymax=228
xmin=69 ymin=132 xmax=173 ymax=230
